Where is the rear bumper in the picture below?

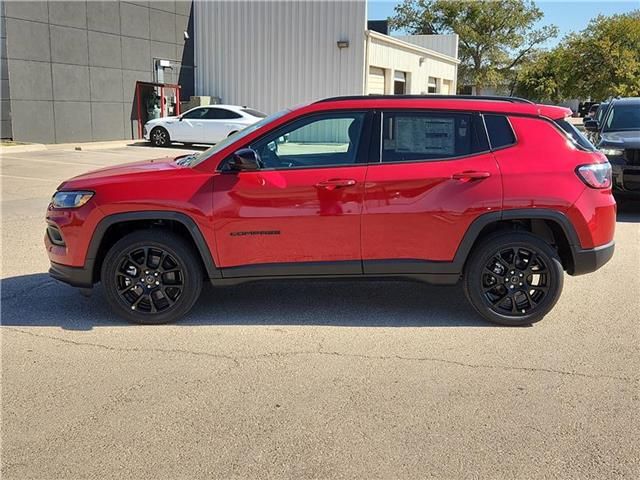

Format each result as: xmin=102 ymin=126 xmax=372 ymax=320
xmin=570 ymin=241 xmax=615 ymax=276
xmin=49 ymin=262 xmax=93 ymax=288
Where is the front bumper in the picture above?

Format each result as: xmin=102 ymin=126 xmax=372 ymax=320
xmin=570 ymin=241 xmax=615 ymax=276
xmin=612 ymin=164 xmax=640 ymax=197
xmin=49 ymin=261 xmax=94 ymax=288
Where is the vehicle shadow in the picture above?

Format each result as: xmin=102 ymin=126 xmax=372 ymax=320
xmin=0 ymin=273 xmax=497 ymax=330
xmin=127 ymin=141 xmax=209 ymax=151
xmin=616 ymin=199 xmax=640 ymax=223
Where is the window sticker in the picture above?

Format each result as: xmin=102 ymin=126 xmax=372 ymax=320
xmin=395 ymin=117 xmax=455 ymax=155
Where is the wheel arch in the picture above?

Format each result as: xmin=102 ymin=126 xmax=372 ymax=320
xmin=87 ymin=211 xmax=221 ymax=283
xmin=455 ymin=209 xmax=580 ymax=273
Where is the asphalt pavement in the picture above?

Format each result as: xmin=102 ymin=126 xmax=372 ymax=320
xmin=1 ymin=144 xmax=639 ymax=479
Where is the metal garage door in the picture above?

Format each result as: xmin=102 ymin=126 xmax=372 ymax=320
xmin=368 ymin=67 xmax=385 ymax=94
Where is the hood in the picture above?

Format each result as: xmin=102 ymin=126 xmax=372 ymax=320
xmin=600 ymin=130 xmax=640 ymax=149
xmin=60 ymin=157 xmax=182 ymax=190
xmin=146 ymin=115 xmax=179 ymax=125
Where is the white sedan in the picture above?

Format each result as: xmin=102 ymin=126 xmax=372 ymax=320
xmin=143 ymin=105 xmax=266 ymax=147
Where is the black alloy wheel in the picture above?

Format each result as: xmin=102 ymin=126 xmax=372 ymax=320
xmin=102 ymin=231 xmax=202 ymax=324
xmin=464 ymin=232 xmax=563 ymax=326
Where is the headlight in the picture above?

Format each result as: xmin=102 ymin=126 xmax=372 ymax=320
xmin=51 ymin=191 xmax=94 ymax=209
xmin=599 ymin=147 xmax=624 ymax=156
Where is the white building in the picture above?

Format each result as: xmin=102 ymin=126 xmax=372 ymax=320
xmin=194 ymin=0 xmax=459 ymax=114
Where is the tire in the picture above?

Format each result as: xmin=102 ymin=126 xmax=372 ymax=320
xmin=101 ymin=230 xmax=203 ymax=324
xmin=150 ymin=126 xmax=170 ymax=147
xmin=463 ymin=231 xmax=564 ymax=326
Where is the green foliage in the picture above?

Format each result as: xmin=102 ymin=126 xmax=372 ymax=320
xmin=389 ymin=0 xmax=558 ymax=94
xmin=515 ymin=10 xmax=640 ymax=101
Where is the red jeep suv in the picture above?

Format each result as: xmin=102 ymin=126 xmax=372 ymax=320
xmin=45 ymin=96 xmax=616 ymax=326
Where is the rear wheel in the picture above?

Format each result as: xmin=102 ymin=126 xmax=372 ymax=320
xmin=101 ymin=230 xmax=202 ymax=324
xmin=464 ymin=231 xmax=563 ymax=326
xmin=150 ymin=126 xmax=170 ymax=147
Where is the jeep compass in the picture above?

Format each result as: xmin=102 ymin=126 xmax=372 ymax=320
xmin=45 ymin=95 xmax=616 ymax=326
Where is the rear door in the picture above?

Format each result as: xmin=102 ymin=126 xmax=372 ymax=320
xmin=362 ymin=110 xmax=502 ymax=272
xmin=213 ymin=110 xmax=372 ymax=275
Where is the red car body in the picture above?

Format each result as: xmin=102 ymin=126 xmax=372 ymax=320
xmin=45 ymin=95 xmax=616 ymax=324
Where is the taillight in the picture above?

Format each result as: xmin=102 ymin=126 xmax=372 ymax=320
xmin=576 ymin=162 xmax=612 ymax=189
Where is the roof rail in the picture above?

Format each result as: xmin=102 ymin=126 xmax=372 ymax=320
xmin=316 ymin=94 xmax=536 ymax=105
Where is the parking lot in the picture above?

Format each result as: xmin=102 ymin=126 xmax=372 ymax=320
xmin=1 ymin=144 xmax=639 ymax=479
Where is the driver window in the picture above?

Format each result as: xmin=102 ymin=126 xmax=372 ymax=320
xmin=183 ymin=108 xmax=209 ymax=120
xmin=251 ymin=112 xmax=366 ymax=169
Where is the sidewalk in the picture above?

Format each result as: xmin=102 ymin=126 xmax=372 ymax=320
xmin=1 ymin=139 xmax=149 ymax=155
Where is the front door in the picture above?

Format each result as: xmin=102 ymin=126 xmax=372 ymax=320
xmin=362 ymin=110 xmax=502 ymax=272
xmin=213 ymin=111 xmax=371 ymax=276
xmin=171 ymin=107 xmax=208 ymax=142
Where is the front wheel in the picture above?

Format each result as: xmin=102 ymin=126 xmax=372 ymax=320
xmin=101 ymin=230 xmax=203 ymax=324
xmin=463 ymin=231 xmax=564 ymax=326
xmin=150 ymin=126 xmax=171 ymax=147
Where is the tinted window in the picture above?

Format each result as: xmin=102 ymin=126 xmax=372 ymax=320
xmin=205 ymin=108 xmax=242 ymax=120
xmin=484 ymin=115 xmax=516 ymax=149
xmin=554 ymin=119 xmax=596 ymax=151
xmin=251 ymin=112 xmax=366 ymax=169
xmin=182 ymin=108 xmax=209 ymax=120
xmin=242 ymin=108 xmax=267 ymax=118
xmin=381 ymin=112 xmax=486 ymax=162
xmin=603 ymin=103 xmax=640 ymax=132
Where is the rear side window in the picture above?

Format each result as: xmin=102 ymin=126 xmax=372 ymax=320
xmin=483 ymin=115 xmax=516 ymax=149
xmin=381 ymin=112 xmax=488 ymax=162
xmin=242 ymin=108 xmax=267 ymax=118
xmin=554 ymin=119 xmax=596 ymax=151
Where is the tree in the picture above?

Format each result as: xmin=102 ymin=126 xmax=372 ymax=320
xmin=515 ymin=10 xmax=640 ymax=101
xmin=513 ymin=48 xmax=571 ymax=102
xmin=389 ymin=0 xmax=558 ymax=94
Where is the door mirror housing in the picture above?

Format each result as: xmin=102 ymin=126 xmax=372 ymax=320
xmin=584 ymin=119 xmax=599 ymax=132
xmin=229 ymin=148 xmax=261 ymax=171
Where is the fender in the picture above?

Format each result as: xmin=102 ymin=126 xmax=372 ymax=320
xmin=85 ymin=211 xmax=221 ymax=280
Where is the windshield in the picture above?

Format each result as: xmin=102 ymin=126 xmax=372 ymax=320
xmin=603 ymin=103 xmax=640 ymax=132
xmin=176 ymin=109 xmax=290 ymax=167
xmin=554 ymin=119 xmax=596 ymax=151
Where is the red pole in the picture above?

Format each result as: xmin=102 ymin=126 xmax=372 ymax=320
xmin=136 ymin=82 xmax=143 ymax=139
xmin=176 ymin=86 xmax=181 ymax=115
xmin=160 ymin=86 xmax=165 ymax=117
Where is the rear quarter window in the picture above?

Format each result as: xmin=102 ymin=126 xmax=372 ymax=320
xmin=483 ymin=115 xmax=516 ymax=149
xmin=554 ymin=119 xmax=596 ymax=151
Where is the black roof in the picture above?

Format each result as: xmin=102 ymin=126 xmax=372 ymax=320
xmin=316 ymin=94 xmax=535 ymax=105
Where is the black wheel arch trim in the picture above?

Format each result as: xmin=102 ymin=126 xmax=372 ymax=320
xmin=365 ymin=209 xmax=584 ymax=276
xmin=85 ymin=211 xmax=221 ymax=282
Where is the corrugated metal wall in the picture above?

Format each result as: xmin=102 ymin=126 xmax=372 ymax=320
xmin=195 ymin=0 xmax=367 ymax=114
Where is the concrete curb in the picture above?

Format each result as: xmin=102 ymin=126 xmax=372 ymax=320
xmin=0 ymin=143 xmax=47 ymax=154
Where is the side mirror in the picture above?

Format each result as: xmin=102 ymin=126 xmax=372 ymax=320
xmin=229 ymin=148 xmax=261 ymax=171
xmin=584 ymin=120 xmax=599 ymax=132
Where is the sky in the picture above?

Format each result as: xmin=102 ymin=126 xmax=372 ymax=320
xmin=367 ymin=0 xmax=639 ymax=47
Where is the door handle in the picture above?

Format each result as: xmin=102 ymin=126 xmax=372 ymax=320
xmin=451 ymin=171 xmax=491 ymax=181
xmin=315 ymin=179 xmax=357 ymax=190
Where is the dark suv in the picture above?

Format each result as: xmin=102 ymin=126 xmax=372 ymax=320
xmin=46 ymin=95 xmax=616 ymax=326
xmin=586 ymin=97 xmax=640 ymax=198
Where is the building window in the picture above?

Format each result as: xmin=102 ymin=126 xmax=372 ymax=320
xmin=427 ymin=77 xmax=438 ymax=94
xmin=394 ymin=71 xmax=407 ymax=95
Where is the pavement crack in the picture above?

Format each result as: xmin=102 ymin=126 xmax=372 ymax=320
xmin=4 ymin=327 xmax=636 ymax=384
xmin=2 ymin=327 xmax=241 ymax=367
